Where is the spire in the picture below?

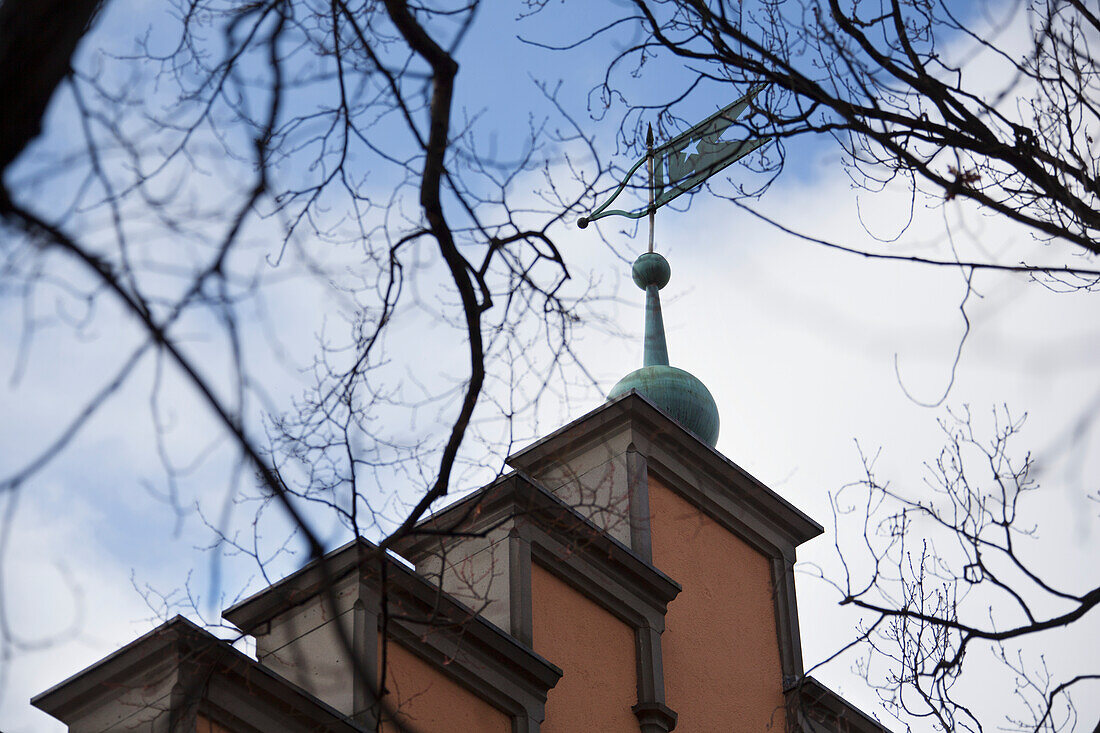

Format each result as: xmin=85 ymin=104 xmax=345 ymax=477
xmin=637 ymin=253 xmax=670 ymax=367
xmin=608 ymin=252 xmax=720 ymax=447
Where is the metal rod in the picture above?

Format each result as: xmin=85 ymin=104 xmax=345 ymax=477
xmin=647 ymin=125 xmax=655 ymax=253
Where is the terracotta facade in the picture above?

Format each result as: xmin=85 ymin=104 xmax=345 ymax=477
xmin=649 ymin=475 xmax=787 ymax=730
xmin=382 ymin=636 xmax=512 ymax=733
xmin=531 ymin=562 xmax=638 ymax=733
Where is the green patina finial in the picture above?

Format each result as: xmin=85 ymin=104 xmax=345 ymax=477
xmin=633 ymin=252 xmax=670 ymax=367
xmin=609 ymin=252 xmax=720 ymax=447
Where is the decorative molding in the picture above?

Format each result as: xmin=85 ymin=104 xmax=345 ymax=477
xmin=504 ymin=392 xmax=830 ymax=732
xmin=626 ymin=445 xmax=653 ymax=562
xmin=771 ymin=556 xmax=806 ymax=681
xmin=32 ymin=616 xmax=362 ymax=733
xmin=633 ymin=700 xmax=678 ymax=732
xmin=395 ymin=472 xmax=681 ymax=732
xmin=351 ymin=594 xmax=380 ymax=729
xmin=508 ymin=529 xmax=534 ymax=647
xmin=222 ymin=540 xmax=364 ymax=632
xmin=787 ymin=676 xmax=895 ymax=732
xmin=507 ymin=392 xmax=823 ymax=553
xmin=395 ymin=474 xmax=681 ymax=624
xmin=633 ymin=621 xmax=671 ymax=723
xmin=224 ymin=538 xmax=562 ymax=731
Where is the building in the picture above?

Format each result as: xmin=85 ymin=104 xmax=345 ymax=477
xmin=33 ymin=254 xmax=891 ymax=732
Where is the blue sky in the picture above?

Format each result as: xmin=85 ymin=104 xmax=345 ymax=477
xmin=2 ymin=1 xmax=1098 ymax=731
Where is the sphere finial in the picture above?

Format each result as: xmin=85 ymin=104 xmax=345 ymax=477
xmin=632 ymin=252 xmax=670 ymax=290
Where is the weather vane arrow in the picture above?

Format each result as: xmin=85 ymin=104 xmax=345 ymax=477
xmin=578 ymin=84 xmax=771 ymax=232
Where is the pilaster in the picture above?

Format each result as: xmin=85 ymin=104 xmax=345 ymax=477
xmin=627 ymin=445 xmax=653 ymax=562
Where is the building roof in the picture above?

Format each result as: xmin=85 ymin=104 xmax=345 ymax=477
xmin=508 ymin=390 xmax=824 ymax=552
xmin=792 ymin=676 xmax=897 ymax=733
xmin=32 ymin=394 xmax=894 ymax=733
xmin=32 ymin=615 xmax=363 ymax=732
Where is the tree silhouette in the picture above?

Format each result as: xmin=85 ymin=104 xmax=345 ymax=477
xmin=2 ymin=1 xmax=1097 ymax=731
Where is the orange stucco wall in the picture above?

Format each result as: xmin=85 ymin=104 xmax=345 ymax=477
xmin=649 ymin=475 xmax=787 ymax=730
xmin=380 ymin=635 xmax=511 ymax=733
xmin=530 ymin=562 xmax=638 ymax=733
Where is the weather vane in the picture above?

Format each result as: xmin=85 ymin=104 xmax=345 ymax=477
xmin=578 ymin=84 xmax=771 ymax=251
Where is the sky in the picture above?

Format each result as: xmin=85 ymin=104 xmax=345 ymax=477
xmin=1 ymin=1 xmax=1098 ymax=731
